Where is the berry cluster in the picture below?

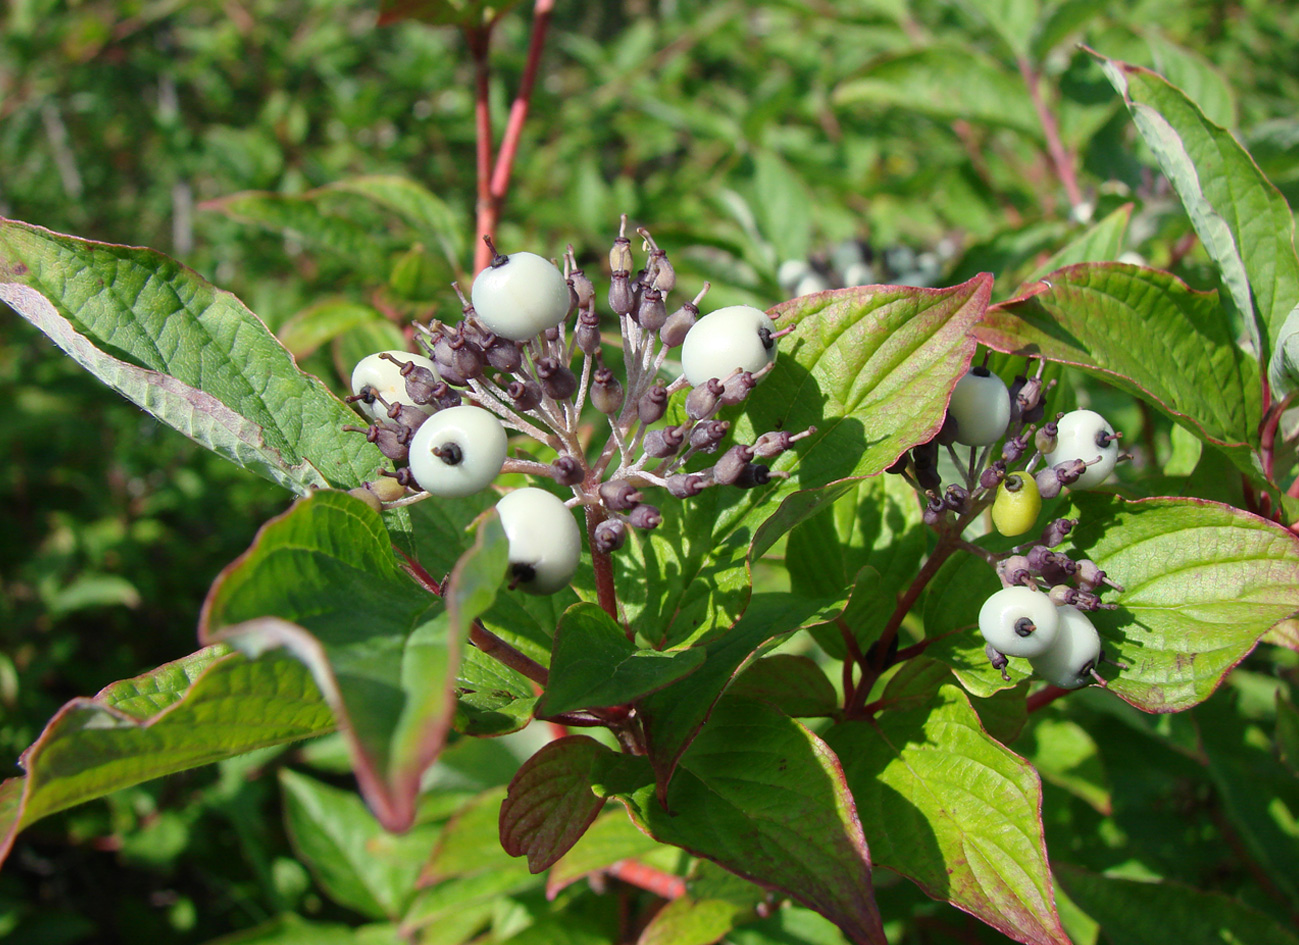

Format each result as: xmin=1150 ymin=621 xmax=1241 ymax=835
xmin=889 ymin=355 xmax=1131 ymax=689
xmin=341 ymin=218 xmax=811 ymax=594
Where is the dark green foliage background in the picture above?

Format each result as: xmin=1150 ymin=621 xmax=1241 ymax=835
xmin=3 ymin=0 xmax=1298 ymax=942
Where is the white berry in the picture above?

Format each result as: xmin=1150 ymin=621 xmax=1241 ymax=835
xmin=1044 ymin=409 xmax=1119 ymax=489
xmin=1029 ymin=605 xmax=1102 ymax=689
xmin=408 ymin=405 xmax=507 ymax=498
xmin=470 ymin=251 xmax=571 ymax=341
xmin=495 ymin=487 xmax=581 ymax=595
xmin=680 ymin=305 xmax=778 ymax=387
xmin=350 ymin=350 xmax=439 ymax=423
xmin=947 ymin=367 xmax=1010 ymax=446
xmin=978 ymin=586 xmax=1060 ymax=659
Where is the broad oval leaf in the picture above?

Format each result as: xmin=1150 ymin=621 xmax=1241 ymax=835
xmin=499 ymin=735 xmax=614 ymax=873
xmin=1097 ymin=55 xmax=1299 ymax=366
xmin=280 ymin=768 xmax=437 ymax=921
xmin=1054 ymin=865 xmax=1299 ymax=945
xmin=1066 ymin=494 xmax=1299 ymax=712
xmin=201 ymin=491 xmax=505 ymax=830
xmin=0 ymin=646 xmax=333 ymax=868
xmin=535 ymin=603 xmax=705 ymax=717
xmin=603 ymin=697 xmax=885 ymax=945
xmin=825 ymin=681 xmax=1069 ymax=945
xmin=0 ymin=219 xmax=383 ymax=493
xmin=975 ymin=263 xmax=1261 ymax=470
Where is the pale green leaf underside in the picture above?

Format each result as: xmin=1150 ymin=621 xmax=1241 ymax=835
xmin=0 ymin=219 xmax=383 ymax=492
xmin=0 ymin=647 xmax=333 ymax=867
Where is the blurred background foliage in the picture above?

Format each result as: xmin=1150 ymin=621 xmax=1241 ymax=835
xmin=2 ymin=0 xmax=1298 ymax=942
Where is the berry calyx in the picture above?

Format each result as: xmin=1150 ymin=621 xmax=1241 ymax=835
xmin=1028 ymin=604 xmax=1103 ymax=689
xmin=495 ymin=487 xmax=582 ymax=595
xmin=1044 ymin=409 xmax=1120 ymax=490
xmin=978 ymin=586 xmax=1060 ymax=659
xmin=947 ymin=366 xmax=1011 ymax=447
xmin=408 ymin=405 xmax=507 ymax=498
xmin=470 ymin=241 xmax=572 ymax=341
xmin=680 ymin=305 xmax=779 ymax=387
xmin=991 ymin=472 xmax=1042 ymax=536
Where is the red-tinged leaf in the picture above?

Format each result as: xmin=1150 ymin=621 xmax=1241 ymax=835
xmin=201 ymin=491 xmax=507 ymax=831
xmin=601 ymin=698 xmax=885 ymax=945
xmin=974 ymin=263 xmax=1261 ymax=472
xmin=1064 ymin=494 xmax=1299 ymax=713
xmin=500 ymin=735 xmax=615 ymax=873
xmin=825 ymin=683 xmax=1069 ymax=945
xmin=0 ymin=647 xmax=332 ymax=867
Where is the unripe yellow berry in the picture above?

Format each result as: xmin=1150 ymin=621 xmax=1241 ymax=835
xmin=991 ymin=472 xmax=1042 ymax=536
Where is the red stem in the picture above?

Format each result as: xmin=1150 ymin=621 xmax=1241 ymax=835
xmin=1018 ymin=57 xmax=1084 ymax=211
xmin=586 ymin=504 xmax=621 ymax=627
xmin=845 ymin=541 xmax=957 ymax=718
xmin=468 ymin=24 xmax=496 ymax=274
xmin=489 ymin=0 xmax=554 ymax=202
xmin=607 ymin=860 xmax=686 ymax=900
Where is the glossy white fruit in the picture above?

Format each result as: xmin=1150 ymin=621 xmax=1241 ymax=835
xmin=408 ymin=405 xmax=507 ymax=498
xmin=350 ymin=350 xmax=439 ymax=423
xmin=680 ymin=305 xmax=778 ymax=387
xmin=495 ymin=487 xmax=582 ymax=595
xmin=1029 ymin=605 xmax=1102 ymax=689
xmin=1044 ymin=409 xmax=1118 ymax=489
xmin=947 ymin=367 xmax=1011 ymax=446
xmin=470 ymin=251 xmax=571 ymax=341
xmin=978 ymin=586 xmax=1060 ymax=659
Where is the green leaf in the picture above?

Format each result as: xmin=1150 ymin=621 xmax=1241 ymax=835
xmin=0 ymin=220 xmax=384 ymax=493
xmin=0 ymin=646 xmax=333 ymax=867
xmin=201 ymin=491 xmax=504 ymax=830
xmin=544 ymin=808 xmax=662 ymax=898
xmin=638 ymin=896 xmax=750 ymax=945
xmin=1143 ymin=35 xmax=1237 ymax=129
xmin=976 ymin=264 xmax=1262 ymax=471
xmin=825 ymin=683 xmax=1069 ymax=945
xmin=203 ymin=191 xmax=389 ymax=274
xmin=202 ymin=913 xmax=400 ymax=945
xmin=1025 ymin=204 xmax=1132 ymax=283
xmin=536 ymin=604 xmax=705 ymax=717
xmin=729 ymin=654 xmax=840 ymax=718
xmin=1053 ymin=865 xmax=1299 ymax=945
xmin=1023 ymin=716 xmax=1111 ymax=814
xmin=834 ymin=48 xmax=1041 ymax=137
xmin=328 ymin=176 xmax=465 ymax=270
xmin=453 ymin=645 xmax=537 ymax=737
xmin=639 ymin=592 xmax=850 ymax=797
xmin=499 ymin=735 xmax=615 ymax=873
xmin=1267 ymin=302 xmax=1299 ymax=398
xmin=279 ymin=769 xmax=436 ymax=921
xmin=1098 ymin=55 xmax=1299 ymax=366
xmin=1066 ymin=494 xmax=1299 ymax=712
xmin=602 ymin=698 xmax=885 ymax=945
xmin=421 ymin=787 xmax=520 ymax=882
xmin=952 ymin=0 xmax=1040 ymax=59
xmin=1278 ymin=692 xmax=1299 ymax=776
xmin=277 ymin=300 xmax=388 ymax=359
xmin=625 ymin=278 xmax=989 ymax=652
xmin=1194 ymin=694 xmax=1299 ymax=904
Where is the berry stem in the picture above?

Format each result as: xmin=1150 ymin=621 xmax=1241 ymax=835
xmin=467 ymin=23 xmax=496 ymax=275
xmin=606 ymin=860 xmax=687 ymax=901
xmin=469 ymin=618 xmax=550 ymax=686
xmin=586 ymin=504 xmax=622 ymax=627
xmin=845 ymin=540 xmax=958 ymax=719
xmin=1016 ymin=56 xmax=1084 ymax=212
